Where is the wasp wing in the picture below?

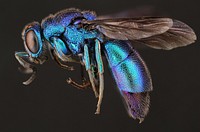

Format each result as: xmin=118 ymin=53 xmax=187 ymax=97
xmin=84 ymin=17 xmax=196 ymax=50
xmin=134 ymin=19 xmax=197 ymax=50
xmin=85 ymin=17 xmax=173 ymax=40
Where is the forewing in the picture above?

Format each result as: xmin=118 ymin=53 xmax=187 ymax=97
xmin=135 ymin=19 xmax=197 ymax=50
xmin=85 ymin=17 xmax=173 ymax=40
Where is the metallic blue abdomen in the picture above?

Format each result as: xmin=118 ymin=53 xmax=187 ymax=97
xmin=103 ymin=40 xmax=152 ymax=93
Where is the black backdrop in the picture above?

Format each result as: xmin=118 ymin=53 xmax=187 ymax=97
xmin=0 ymin=0 xmax=200 ymax=132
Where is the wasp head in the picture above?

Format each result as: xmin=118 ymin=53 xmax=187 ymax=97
xmin=22 ymin=22 xmax=47 ymax=64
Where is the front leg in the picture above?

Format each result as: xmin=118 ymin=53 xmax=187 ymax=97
xmin=50 ymin=49 xmax=74 ymax=71
xmin=50 ymin=49 xmax=91 ymax=89
xmin=15 ymin=52 xmax=37 ymax=85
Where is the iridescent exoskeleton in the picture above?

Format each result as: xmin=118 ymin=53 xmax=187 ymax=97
xmin=15 ymin=8 xmax=196 ymax=122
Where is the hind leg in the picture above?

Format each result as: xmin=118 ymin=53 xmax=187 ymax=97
xmin=94 ymin=39 xmax=104 ymax=114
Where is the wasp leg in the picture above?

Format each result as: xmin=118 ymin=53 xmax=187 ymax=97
xmin=79 ymin=63 xmax=90 ymax=87
xmin=52 ymin=49 xmax=90 ymax=89
xmin=84 ymin=45 xmax=99 ymax=98
xmin=66 ymin=77 xmax=90 ymax=89
xmin=66 ymin=63 xmax=91 ymax=89
xmin=94 ymin=39 xmax=104 ymax=114
xmin=66 ymin=64 xmax=92 ymax=90
xmin=80 ymin=63 xmax=87 ymax=83
xmin=15 ymin=52 xmax=37 ymax=85
xmin=51 ymin=50 xmax=74 ymax=71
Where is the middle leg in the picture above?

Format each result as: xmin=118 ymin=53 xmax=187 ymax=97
xmin=83 ymin=44 xmax=99 ymax=98
xmin=66 ymin=64 xmax=91 ymax=90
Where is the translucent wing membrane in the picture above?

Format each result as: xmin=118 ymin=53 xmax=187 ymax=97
xmin=85 ymin=17 xmax=196 ymax=50
xmin=135 ymin=20 xmax=197 ymax=50
xmin=85 ymin=17 xmax=173 ymax=40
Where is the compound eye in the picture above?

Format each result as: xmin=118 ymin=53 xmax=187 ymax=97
xmin=25 ymin=30 xmax=39 ymax=53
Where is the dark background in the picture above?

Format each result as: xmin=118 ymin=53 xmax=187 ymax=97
xmin=0 ymin=0 xmax=200 ymax=132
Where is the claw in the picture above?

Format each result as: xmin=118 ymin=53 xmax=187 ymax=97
xmin=66 ymin=77 xmax=72 ymax=84
xmin=95 ymin=109 xmax=100 ymax=115
xmin=23 ymin=70 xmax=37 ymax=85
